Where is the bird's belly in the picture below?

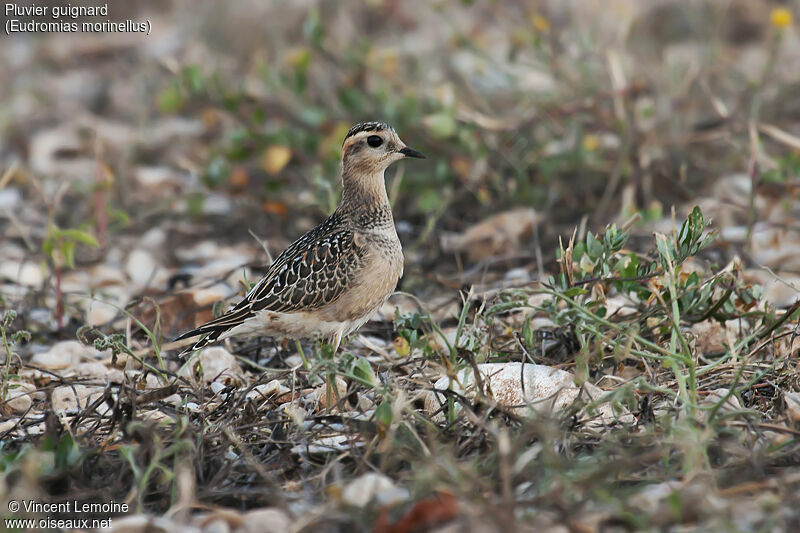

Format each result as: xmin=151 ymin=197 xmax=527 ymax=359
xmin=221 ymin=310 xmax=355 ymax=341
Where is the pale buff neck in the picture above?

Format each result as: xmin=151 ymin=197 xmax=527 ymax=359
xmin=339 ymin=161 xmax=390 ymax=212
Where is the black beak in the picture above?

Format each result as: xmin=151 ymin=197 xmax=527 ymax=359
xmin=399 ymin=146 xmax=426 ymax=159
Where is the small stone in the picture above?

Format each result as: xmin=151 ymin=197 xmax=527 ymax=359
xmin=52 ymin=385 xmax=94 ymax=414
xmin=241 ymin=508 xmax=292 ymax=533
xmin=192 ymin=285 xmax=231 ymax=307
xmin=107 ymin=368 xmax=125 ymax=383
xmin=246 ymin=380 xmax=288 ymax=401
xmin=139 ymin=227 xmax=167 ymax=250
xmin=203 ymin=193 xmax=232 ymax=215
xmin=701 ymin=388 xmax=741 ymax=415
xmin=164 ymin=394 xmax=182 ymax=406
xmin=290 ymin=434 xmax=356 ymax=455
xmin=785 ymin=392 xmax=800 ymax=423
xmin=604 ymin=296 xmax=638 ymax=318
xmin=202 ymin=518 xmax=229 ymax=533
xmin=210 ymin=381 xmax=226 ymax=396
xmin=175 ymin=240 xmax=218 ymax=262
xmin=283 ymin=354 xmax=305 ymax=368
xmin=31 ymin=340 xmax=106 ymax=370
xmin=141 ymin=410 xmax=172 ymax=423
xmin=6 ymin=383 xmax=35 ymax=414
xmin=89 ymin=264 xmax=128 ymax=287
xmin=104 ymin=514 xmax=185 ymax=533
xmin=720 ymin=226 xmax=748 ymax=243
xmin=74 ymin=362 xmax=110 ymax=380
xmin=29 ymin=126 xmax=94 ymax=182
xmin=0 ymin=188 xmax=22 ymax=210
xmin=179 ymin=347 xmax=243 ymax=385
xmin=528 ymin=316 xmax=556 ymax=330
xmin=762 ymin=274 xmax=800 ymax=308
xmin=86 ymin=300 xmax=119 ymax=326
xmin=126 ymin=248 xmax=160 ymax=287
xmin=26 ymin=423 xmax=44 ymax=436
xmin=0 ymin=418 xmax=19 ymax=434
xmin=124 ymin=370 xmax=165 ymax=390
xmin=0 ymin=260 xmax=43 ymax=287
xmin=341 ymin=472 xmax=408 ymax=508
xmin=426 ymin=362 xmax=633 ymax=427
xmin=135 ymin=167 xmax=183 ymax=189
xmin=60 ymin=270 xmax=89 ymax=292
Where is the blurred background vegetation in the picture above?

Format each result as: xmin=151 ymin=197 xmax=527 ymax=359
xmin=3 ymin=1 xmax=800 ymax=531
xmin=3 ymin=0 xmax=799 ymax=316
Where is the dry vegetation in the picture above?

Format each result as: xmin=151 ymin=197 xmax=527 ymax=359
xmin=3 ymin=1 xmax=800 ymax=531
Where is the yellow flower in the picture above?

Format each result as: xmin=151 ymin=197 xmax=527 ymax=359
xmin=771 ymin=7 xmax=793 ymax=29
xmin=582 ymin=134 xmax=600 ymax=152
xmin=393 ymin=337 xmax=410 ymax=357
xmin=531 ymin=13 xmax=550 ymax=33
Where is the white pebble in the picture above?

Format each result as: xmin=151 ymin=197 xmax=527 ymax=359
xmin=31 ymin=340 xmax=106 ymax=370
xmin=6 ymin=383 xmax=35 ymax=414
xmin=342 ymin=473 xmax=408 ymax=508
xmin=179 ymin=347 xmax=243 ymax=384
xmin=52 ymin=385 xmax=94 ymax=414
xmin=125 ymin=248 xmax=160 ymax=287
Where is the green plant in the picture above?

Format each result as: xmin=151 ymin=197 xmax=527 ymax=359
xmin=0 ymin=433 xmax=82 ymax=478
xmin=42 ymin=224 xmax=100 ymax=329
xmin=0 ymin=309 xmax=30 ymax=402
xmin=486 ymin=208 xmax=721 ymax=414
xmin=119 ymin=418 xmax=194 ymax=513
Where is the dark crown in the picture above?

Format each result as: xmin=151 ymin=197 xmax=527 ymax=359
xmin=343 ymin=122 xmax=395 ymax=144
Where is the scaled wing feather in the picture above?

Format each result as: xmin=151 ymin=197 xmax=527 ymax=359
xmin=175 ymin=213 xmax=363 ymax=350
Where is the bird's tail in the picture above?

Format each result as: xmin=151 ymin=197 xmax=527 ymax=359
xmin=176 ymin=331 xmax=220 ymax=359
xmin=174 ymin=306 xmax=253 ymax=358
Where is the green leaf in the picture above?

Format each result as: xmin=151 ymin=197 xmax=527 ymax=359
xmin=352 ymin=358 xmax=378 ymax=388
xmin=107 ymin=206 xmax=131 ymax=227
xmin=55 ymin=433 xmax=80 ymax=469
xmin=563 ymin=287 xmax=587 ymax=298
xmin=375 ymin=400 xmax=393 ymax=428
xmin=586 ymin=231 xmax=603 ymax=258
xmin=61 ymin=240 xmax=76 ymax=269
xmin=42 ymin=236 xmax=55 ymax=258
xmin=655 ymin=233 xmax=673 ymax=264
xmin=58 ymin=228 xmax=100 ymax=248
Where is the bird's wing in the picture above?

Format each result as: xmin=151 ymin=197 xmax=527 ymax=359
xmin=245 ymin=226 xmax=364 ymax=312
xmin=174 ymin=221 xmax=364 ymax=346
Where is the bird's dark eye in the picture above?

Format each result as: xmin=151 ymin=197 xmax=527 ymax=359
xmin=367 ymin=135 xmax=383 ymax=147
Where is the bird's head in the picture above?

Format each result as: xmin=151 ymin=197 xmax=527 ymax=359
xmin=341 ymin=122 xmax=425 ymax=175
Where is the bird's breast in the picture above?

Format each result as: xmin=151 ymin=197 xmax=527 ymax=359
xmin=320 ymin=229 xmax=403 ymax=323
